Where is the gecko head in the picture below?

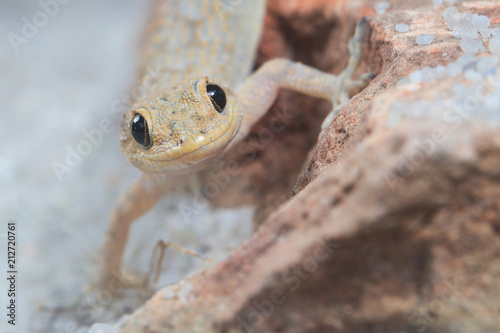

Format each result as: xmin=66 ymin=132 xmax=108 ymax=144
xmin=120 ymin=78 xmax=243 ymax=173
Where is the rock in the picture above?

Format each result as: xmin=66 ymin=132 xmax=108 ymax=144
xmin=117 ymin=0 xmax=500 ymax=332
xmin=293 ymin=0 xmax=475 ymax=194
xmin=119 ymin=88 xmax=500 ymax=332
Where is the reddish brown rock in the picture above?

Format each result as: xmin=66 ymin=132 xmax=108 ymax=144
xmin=119 ymin=99 xmax=500 ymax=332
xmin=293 ymin=0 xmax=469 ymax=194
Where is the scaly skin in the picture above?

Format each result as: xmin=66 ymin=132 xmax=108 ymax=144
xmin=95 ymin=0 xmax=372 ymax=290
xmin=121 ymin=79 xmax=243 ymax=172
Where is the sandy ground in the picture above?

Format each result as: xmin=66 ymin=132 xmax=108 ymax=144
xmin=0 ymin=1 xmax=253 ymax=332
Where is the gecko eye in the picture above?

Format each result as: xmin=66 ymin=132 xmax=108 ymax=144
xmin=131 ymin=114 xmax=152 ymax=149
xmin=206 ymin=83 xmax=226 ymax=113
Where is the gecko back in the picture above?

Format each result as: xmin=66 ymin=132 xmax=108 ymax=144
xmin=136 ymin=0 xmax=266 ymax=102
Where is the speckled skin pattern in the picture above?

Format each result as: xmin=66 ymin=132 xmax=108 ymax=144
xmin=96 ymin=0 xmax=371 ymax=289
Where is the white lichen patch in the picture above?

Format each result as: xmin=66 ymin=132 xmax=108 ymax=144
xmin=375 ymin=1 xmax=390 ymax=15
xmin=490 ymin=37 xmax=500 ymax=54
xmin=443 ymin=6 xmax=495 ymax=54
xmin=394 ymin=55 xmax=500 ymax=126
xmin=160 ymin=281 xmax=195 ymax=304
xmin=178 ymin=281 xmax=194 ymax=304
xmin=398 ymin=3 xmax=500 ymax=124
xmin=396 ymin=23 xmax=410 ymax=33
xmin=417 ymin=34 xmax=434 ymax=45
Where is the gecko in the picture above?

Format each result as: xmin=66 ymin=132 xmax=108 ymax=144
xmin=94 ymin=0 xmax=373 ymax=290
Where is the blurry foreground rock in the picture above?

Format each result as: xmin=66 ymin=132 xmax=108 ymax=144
xmin=118 ymin=0 xmax=500 ymax=332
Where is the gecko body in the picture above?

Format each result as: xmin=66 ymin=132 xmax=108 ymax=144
xmin=96 ymin=0 xmax=373 ymax=289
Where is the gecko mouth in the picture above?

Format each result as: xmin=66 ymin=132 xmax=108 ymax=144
xmin=140 ymin=120 xmax=235 ymax=169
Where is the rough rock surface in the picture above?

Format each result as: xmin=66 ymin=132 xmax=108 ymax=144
xmin=293 ymin=0 xmax=467 ymax=194
xmin=118 ymin=0 xmax=500 ymax=332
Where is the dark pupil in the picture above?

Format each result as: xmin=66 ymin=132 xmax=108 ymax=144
xmin=131 ymin=114 xmax=151 ymax=148
xmin=206 ymin=83 xmax=226 ymax=113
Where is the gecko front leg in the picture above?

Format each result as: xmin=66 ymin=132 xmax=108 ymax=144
xmin=235 ymin=18 xmax=373 ymax=138
xmin=95 ymin=172 xmax=183 ymax=291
